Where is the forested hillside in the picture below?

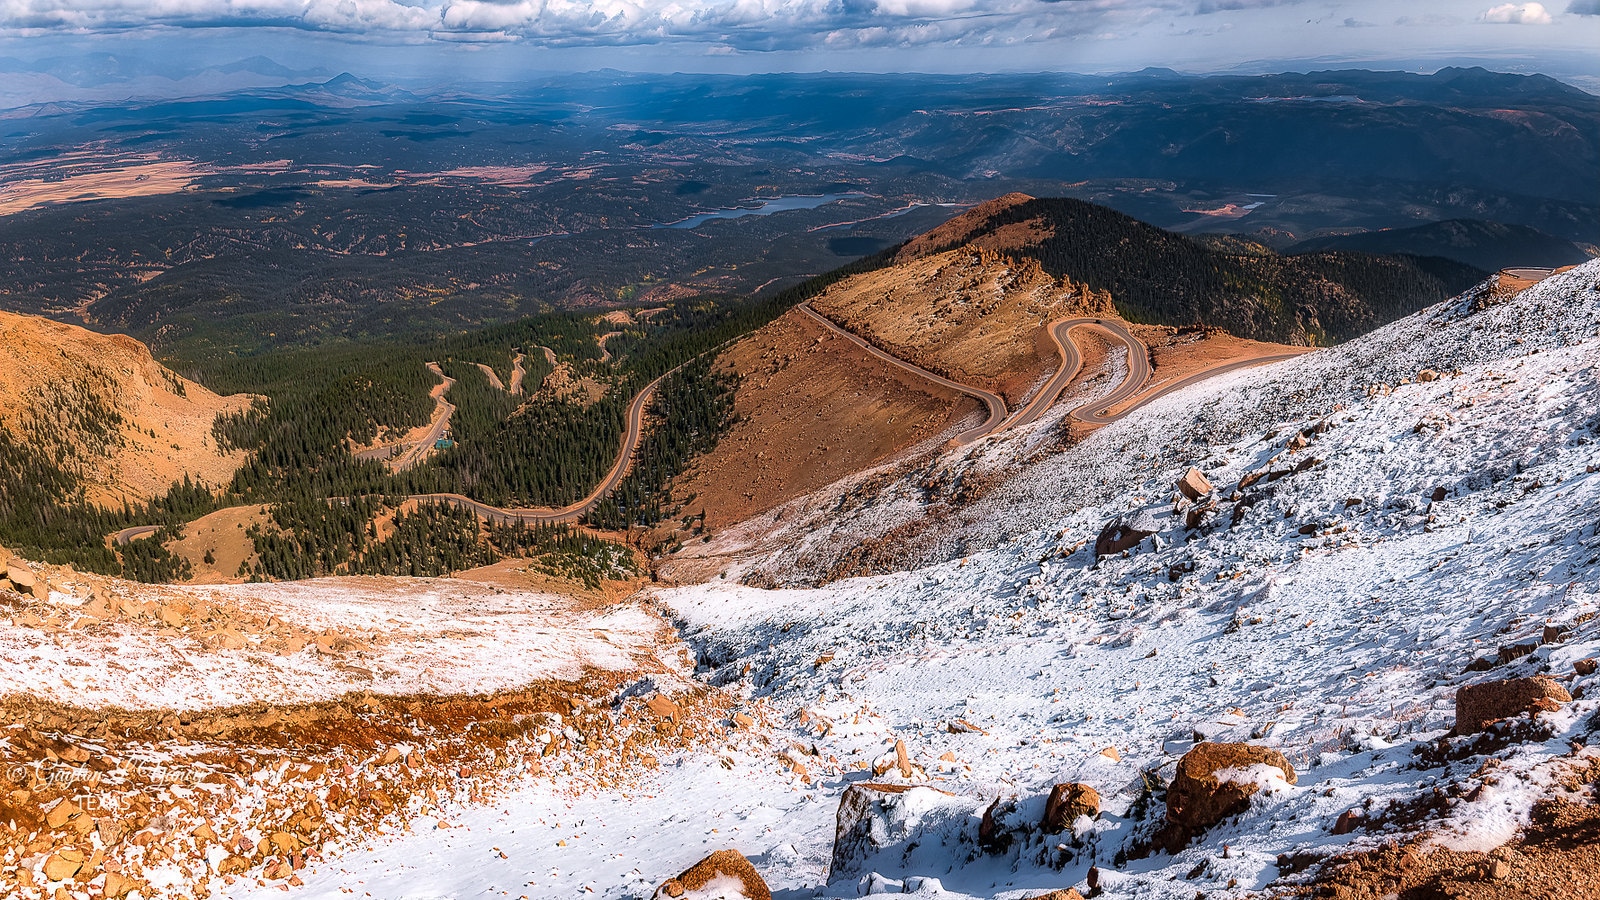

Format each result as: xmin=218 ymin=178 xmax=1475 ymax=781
xmin=0 ymin=251 xmax=892 ymax=582
xmin=913 ymin=197 xmax=1486 ymax=344
xmin=1286 ymin=218 xmax=1592 ymax=272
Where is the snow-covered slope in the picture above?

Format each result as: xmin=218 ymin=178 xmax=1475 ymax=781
xmin=710 ymin=260 xmax=1600 ymax=587
xmin=249 ymin=263 xmax=1600 ymax=898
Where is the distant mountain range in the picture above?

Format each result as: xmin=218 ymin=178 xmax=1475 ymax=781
xmin=1287 ymin=219 xmax=1593 ymax=272
xmin=0 ymin=53 xmax=332 ymax=109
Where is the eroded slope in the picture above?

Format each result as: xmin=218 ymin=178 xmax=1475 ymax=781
xmin=0 ymin=311 xmax=252 ymax=504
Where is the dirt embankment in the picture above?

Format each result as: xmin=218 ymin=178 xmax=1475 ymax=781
xmin=810 ymin=245 xmax=1113 ymax=405
xmin=0 ymin=311 xmax=253 ymax=506
xmin=660 ymin=306 xmax=980 ymax=537
xmin=1135 ymin=323 xmax=1308 ymax=395
xmin=892 ymin=192 xmax=1038 ymax=261
xmin=161 ymin=504 xmax=271 ymax=584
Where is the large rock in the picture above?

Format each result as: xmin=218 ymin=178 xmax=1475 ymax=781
xmin=1455 ymin=676 xmax=1572 ymax=734
xmin=1025 ymin=892 xmax=1086 ymax=900
xmin=1167 ymin=742 xmax=1296 ymax=837
xmin=6 ymin=564 xmax=37 ymax=596
xmin=1094 ymin=509 xmax=1160 ymax=557
xmin=1176 ymin=467 xmax=1213 ymax=501
xmin=830 ymin=783 xmax=980 ymax=883
xmin=1041 ymin=782 xmax=1100 ymax=834
xmin=654 ymin=850 xmax=770 ymax=900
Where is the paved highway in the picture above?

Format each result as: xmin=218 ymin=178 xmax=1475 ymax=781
xmin=1004 ymin=317 xmax=1152 ymax=429
xmin=803 ymin=304 xmax=1305 ymax=440
xmin=1109 ymin=351 xmax=1309 ymax=419
xmin=112 ymin=524 xmax=162 ymax=546
xmin=798 ymin=303 xmax=1008 ymax=445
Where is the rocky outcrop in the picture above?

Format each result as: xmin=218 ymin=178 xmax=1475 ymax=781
xmin=1455 ymin=676 xmax=1572 ymax=734
xmin=1041 ymin=783 xmax=1100 ymax=834
xmin=830 ymin=783 xmax=978 ymax=884
xmin=1166 ymin=742 xmax=1296 ymax=842
xmin=5 ymin=560 xmax=39 ymax=597
xmin=653 ymin=850 xmax=771 ymax=900
xmin=1095 ymin=509 xmax=1161 ymax=557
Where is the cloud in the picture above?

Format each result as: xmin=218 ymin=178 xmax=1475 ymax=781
xmin=1479 ymin=2 xmax=1553 ymax=23
xmin=0 ymin=0 xmax=1187 ymax=47
xmin=1341 ymin=16 xmax=1374 ymax=27
xmin=1567 ymin=0 xmax=1600 ymax=13
xmin=1394 ymin=13 xmax=1461 ymax=25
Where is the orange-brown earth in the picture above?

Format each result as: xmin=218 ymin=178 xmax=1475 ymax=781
xmin=1280 ymin=771 xmax=1600 ymax=899
xmin=161 ymin=504 xmax=271 ymax=584
xmin=659 ymin=306 xmax=980 ymax=538
xmin=0 ymin=311 xmax=253 ymax=506
xmin=891 ymin=192 xmax=1040 ymax=262
xmin=810 ymin=246 xmax=1113 ymax=405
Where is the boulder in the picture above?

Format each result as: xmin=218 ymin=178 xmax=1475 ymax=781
xmin=1024 ymin=892 xmax=1085 ymax=900
xmin=1455 ymin=676 xmax=1572 ymax=734
xmin=1184 ymin=498 xmax=1217 ymax=530
xmin=978 ymin=798 xmax=1009 ymax=853
xmin=1177 ymin=467 xmax=1213 ymax=501
xmin=103 ymin=872 xmax=140 ymax=899
xmin=646 ymin=695 xmax=680 ymax=721
xmin=830 ymin=783 xmax=977 ymax=883
xmin=1167 ymin=742 xmax=1296 ymax=837
xmin=6 ymin=564 xmax=37 ymax=596
xmin=1094 ymin=510 xmax=1160 ymax=557
xmin=42 ymin=848 xmax=85 ymax=882
xmin=654 ymin=850 xmax=770 ymax=900
xmin=1041 ymin=782 xmax=1100 ymax=834
xmin=45 ymin=798 xmax=85 ymax=830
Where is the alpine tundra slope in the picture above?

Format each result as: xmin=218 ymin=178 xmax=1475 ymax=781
xmin=220 ymin=262 xmax=1600 ymax=900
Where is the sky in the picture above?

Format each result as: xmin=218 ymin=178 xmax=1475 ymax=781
xmin=0 ymin=0 xmax=1597 ymax=83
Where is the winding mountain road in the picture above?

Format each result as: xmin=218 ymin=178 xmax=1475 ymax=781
xmin=798 ymin=303 xmax=1007 ymax=445
xmin=414 ymin=366 xmax=671 ymax=525
xmin=112 ymin=304 xmax=1307 ymax=548
xmin=352 ymin=362 xmax=456 ymax=470
xmin=113 ymin=357 xmax=668 ymax=547
xmin=803 ymin=303 xmax=1307 ymax=443
xmin=1004 ymin=317 xmax=1151 ymax=429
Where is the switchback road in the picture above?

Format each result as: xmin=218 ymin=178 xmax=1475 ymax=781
xmin=353 ymin=362 xmax=456 ymax=471
xmin=415 ymin=366 xmax=670 ymax=525
xmin=798 ymin=303 xmax=1007 ymax=445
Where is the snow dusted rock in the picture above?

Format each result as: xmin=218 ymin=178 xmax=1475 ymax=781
xmin=1165 ymin=742 xmax=1296 ymax=842
xmin=1094 ymin=509 xmax=1160 ymax=557
xmin=1176 ymin=467 xmax=1213 ymax=501
xmin=1041 ymin=782 xmax=1100 ymax=834
xmin=1454 ymin=676 xmax=1572 ymax=734
xmin=654 ymin=849 xmax=771 ymax=900
xmin=829 ymin=783 xmax=980 ymax=884
xmin=1024 ymin=891 xmax=1086 ymax=900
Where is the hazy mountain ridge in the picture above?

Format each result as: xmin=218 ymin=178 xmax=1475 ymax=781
xmin=1287 ymin=218 xmax=1594 ymax=271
